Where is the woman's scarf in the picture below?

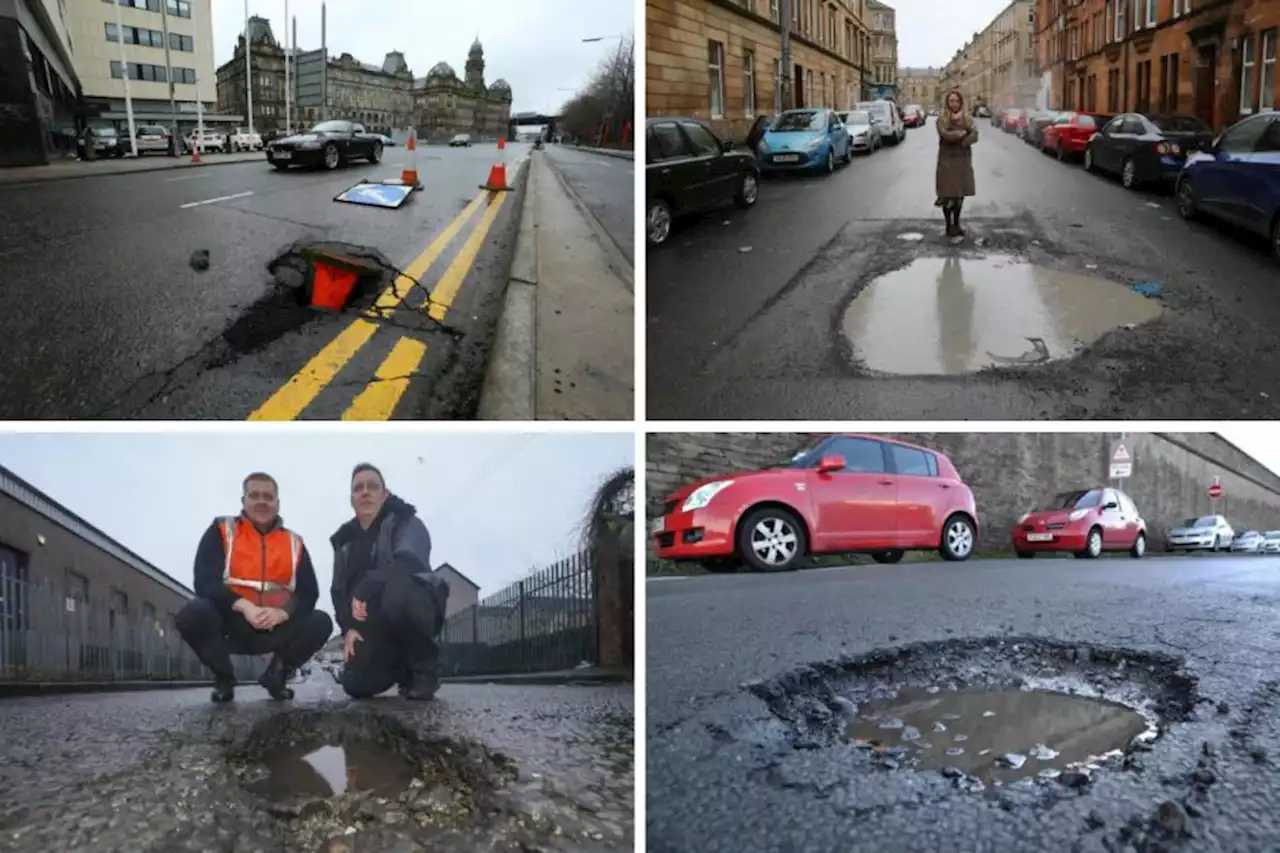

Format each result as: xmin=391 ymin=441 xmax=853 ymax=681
xmin=939 ymin=97 xmax=971 ymax=133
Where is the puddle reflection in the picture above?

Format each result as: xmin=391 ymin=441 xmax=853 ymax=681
xmin=845 ymin=688 xmax=1149 ymax=784
xmin=246 ymin=740 xmax=417 ymax=800
xmin=841 ymin=255 xmax=1163 ymax=375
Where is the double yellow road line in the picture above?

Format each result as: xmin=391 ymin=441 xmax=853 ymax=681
xmin=248 ymin=188 xmax=509 ymax=421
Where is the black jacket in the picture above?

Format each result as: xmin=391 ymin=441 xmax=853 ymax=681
xmin=329 ymin=494 xmax=443 ymax=635
xmin=191 ymin=516 xmax=320 ymax=615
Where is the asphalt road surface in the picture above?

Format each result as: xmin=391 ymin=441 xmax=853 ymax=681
xmin=0 ymin=142 xmax=532 ymax=420
xmin=0 ymin=676 xmax=632 ymax=852
xmin=648 ymin=555 xmax=1280 ymax=852
xmin=544 ymin=145 xmax=634 ymax=266
xmin=647 ymin=121 xmax=1280 ymax=419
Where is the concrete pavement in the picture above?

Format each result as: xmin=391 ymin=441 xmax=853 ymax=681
xmin=0 ymin=142 xmax=531 ymax=419
xmin=647 ymin=120 xmax=1280 ymax=419
xmin=648 ymin=554 xmax=1280 ymax=852
xmin=0 ymin=151 xmax=265 ymax=187
xmin=0 ymin=675 xmax=633 ymax=852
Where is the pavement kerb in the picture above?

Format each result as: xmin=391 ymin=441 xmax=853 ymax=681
xmin=0 ymin=153 xmax=265 ymax=187
xmin=477 ymin=154 xmax=540 ymax=420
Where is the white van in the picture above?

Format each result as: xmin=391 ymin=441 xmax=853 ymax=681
xmin=855 ymin=100 xmax=905 ymax=146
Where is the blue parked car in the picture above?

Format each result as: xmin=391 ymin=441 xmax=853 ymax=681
xmin=758 ymin=108 xmax=852 ymax=175
xmin=1176 ymin=112 xmax=1280 ymax=261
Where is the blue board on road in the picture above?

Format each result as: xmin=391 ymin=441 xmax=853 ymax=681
xmin=334 ymin=181 xmax=414 ymax=209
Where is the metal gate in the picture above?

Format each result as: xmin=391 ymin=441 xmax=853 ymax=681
xmin=0 ymin=545 xmax=28 ymax=677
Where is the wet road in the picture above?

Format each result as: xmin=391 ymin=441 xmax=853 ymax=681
xmin=543 ymin=145 xmax=634 ymax=266
xmin=0 ymin=142 xmax=531 ymax=420
xmin=0 ymin=676 xmax=632 ymax=852
xmin=647 ymin=121 xmax=1280 ymax=419
xmin=648 ymin=555 xmax=1280 ymax=852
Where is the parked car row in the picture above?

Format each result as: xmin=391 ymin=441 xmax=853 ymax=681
xmin=651 ymin=434 xmax=1160 ymax=573
xmin=1168 ymin=516 xmax=1280 ymax=553
xmin=645 ymin=100 xmax=920 ymax=247
xmin=997 ymin=105 xmax=1280 ymax=261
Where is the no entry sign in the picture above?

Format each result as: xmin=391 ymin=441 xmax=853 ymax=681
xmin=1208 ymin=481 xmax=1223 ymax=500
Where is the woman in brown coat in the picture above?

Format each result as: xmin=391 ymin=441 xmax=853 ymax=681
xmin=935 ymin=89 xmax=979 ymax=237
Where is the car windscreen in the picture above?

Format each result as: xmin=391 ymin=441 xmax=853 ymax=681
xmin=1193 ymin=516 xmax=1219 ymax=527
xmin=842 ymin=111 xmax=871 ymax=125
xmin=1037 ymin=489 xmax=1103 ymax=510
xmin=94 ymin=127 xmax=118 ymax=136
xmin=1150 ymin=115 xmax=1210 ymax=133
xmin=312 ymin=121 xmax=350 ymax=133
xmin=1077 ymin=115 xmax=1097 ymax=128
xmin=1267 ymin=532 xmax=1280 ymax=539
xmin=771 ymin=111 xmax=824 ymax=131
xmin=856 ymin=102 xmax=888 ymax=118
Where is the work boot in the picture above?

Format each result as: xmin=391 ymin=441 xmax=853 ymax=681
xmin=944 ymin=210 xmax=958 ymax=237
xmin=211 ymin=675 xmax=236 ymax=703
xmin=399 ymin=672 xmax=439 ymax=701
xmin=257 ymin=656 xmax=295 ymax=701
xmin=954 ymin=208 xmax=967 ymax=237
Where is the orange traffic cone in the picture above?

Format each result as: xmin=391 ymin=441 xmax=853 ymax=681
xmin=481 ymin=136 xmax=511 ymax=192
xmin=401 ymin=133 xmax=420 ymax=187
xmin=310 ymin=259 xmax=359 ymax=310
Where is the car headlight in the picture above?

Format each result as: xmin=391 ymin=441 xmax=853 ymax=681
xmin=298 ymin=139 xmax=322 ymax=149
xmin=758 ymin=140 xmax=770 ymax=153
xmin=682 ymin=480 xmax=735 ymax=512
xmin=807 ymin=136 xmax=825 ymax=149
xmin=1069 ymin=509 xmax=1089 ymax=522
xmin=1017 ymin=513 xmax=1029 ymax=524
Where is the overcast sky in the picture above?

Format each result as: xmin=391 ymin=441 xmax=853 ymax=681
xmin=0 ymin=432 xmax=632 ymax=615
xmin=1219 ymin=430 xmax=1280 ymax=480
xmin=892 ymin=0 xmax=1020 ymax=68
xmin=210 ymin=0 xmax=633 ymax=115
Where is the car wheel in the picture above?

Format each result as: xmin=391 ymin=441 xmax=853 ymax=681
xmin=1080 ymin=528 xmax=1103 ymax=559
xmin=871 ymin=551 xmax=904 ymax=564
xmin=1213 ymin=535 xmax=1221 ymax=552
xmin=323 ymin=142 xmax=341 ymax=170
xmin=1121 ymin=156 xmax=1139 ymax=190
xmin=734 ymin=172 xmax=758 ymax=208
xmin=825 ymin=149 xmax=835 ymax=174
xmin=368 ymin=142 xmax=382 ymax=164
xmin=843 ymin=144 xmax=852 ymax=165
xmin=1177 ymin=178 xmax=1199 ymax=220
xmin=1130 ymin=532 xmax=1146 ymax=559
xmin=939 ymin=514 xmax=975 ymax=562
xmin=648 ymin=199 xmax=672 ymax=246
xmin=1084 ymin=147 xmax=1096 ymax=173
xmin=1016 ymin=551 xmax=1035 ymax=559
xmin=736 ymin=506 xmax=807 ymax=572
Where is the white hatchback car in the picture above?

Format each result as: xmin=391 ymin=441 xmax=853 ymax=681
xmin=1167 ymin=515 xmax=1235 ymax=551
xmin=1263 ymin=531 xmax=1280 ymax=554
xmin=855 ymin=100 xmax=905 ymax=145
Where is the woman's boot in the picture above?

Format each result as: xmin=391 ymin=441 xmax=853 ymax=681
xmin=943 ymin=208 xmax=956 ymax=236
xmin=954 ymin=203 xmax=967 ymax=237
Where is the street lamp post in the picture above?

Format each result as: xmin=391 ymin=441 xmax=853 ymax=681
xmin=244 ymin=0 xmax=253 ymax=137
xmin=111 ymin=0 xmax=138 ymax=156
xmin=780 ymin=0 xmax=793 ymax=110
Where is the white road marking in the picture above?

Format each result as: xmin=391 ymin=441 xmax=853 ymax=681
xmin=180 ymin=190 xmax=253 ymax=208
xmin=647 ymin=576 xmax=691 ymax=582
xmin=165 ymin=173 xmax=212 ymax=182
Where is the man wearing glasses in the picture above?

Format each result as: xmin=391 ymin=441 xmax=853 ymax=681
xmin=330 ymin=463 xmax=449 ymax=700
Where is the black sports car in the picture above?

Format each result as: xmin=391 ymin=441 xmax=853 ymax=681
xmin=266 ymin=119 xmax=383 ymax=170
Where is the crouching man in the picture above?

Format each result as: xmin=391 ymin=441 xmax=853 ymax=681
xmin=176 ymin=471 xmax=333 ymax=702
xmin=331 ymin=463 xmax=449 ymax=700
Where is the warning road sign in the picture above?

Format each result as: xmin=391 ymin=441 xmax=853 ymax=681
xmin=1109 ymin=439 xmax=1133 ymax=478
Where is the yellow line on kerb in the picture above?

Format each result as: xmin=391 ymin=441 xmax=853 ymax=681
xmin=341 ymin=190 xmax=510 ymax=418
xmin=246 ymin=193 xmax=486 ymax=421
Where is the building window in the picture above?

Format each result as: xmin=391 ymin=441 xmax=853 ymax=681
xmin=1143 ymin=0 xmax=1156 ymax=28
xmin=1241 ymin=35 xmax=1256 ymax=114
xmin=743 ymin=49 xmax=756 ymax=117
xmin=707 ymin=40 xmax=724 ymax=118
xmin=1136 ymin=59 xmax=1152 ymax=112
xmin=1263 ymin=30 xmax=1277 ymax=113
xmin=770 ymin=0 xmax=779 ymax=24
xmin=169 ymin=33 xmax=193 ymax=52
xmin=1159 ymin=53 xmax=1179 ymax=112
xmin=1172 ymin=0 xmax=1189 ymax=16
xmin=1107 ymin=68 xmax=1120 ymax=111
xmin=1113 ymin=0 xmax=1124 ymax=42
xmin=828 ymin=8 xmax=836 ymax=48
xmin=167 ymin=0 xmax=192 ymax=17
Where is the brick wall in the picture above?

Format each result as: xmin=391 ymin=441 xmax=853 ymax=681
xmin=646 ymin=433 xmax=1280 ymax=558
xmin=647 ymin=0 xmax=871 ymax=143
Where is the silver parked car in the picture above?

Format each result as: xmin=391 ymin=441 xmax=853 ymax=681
xmin=1231 ymin=530 xmax=1264 ymax=552
xmin=133 ymin=124 xmax=172 ymax=155
xmin=835 ymin=109 xmax=880 ymax=154
xmin=1263 ymin=531 xmax=1280 ymax=554
xmin=1167 ymin=515 xmax=1235 ymax=551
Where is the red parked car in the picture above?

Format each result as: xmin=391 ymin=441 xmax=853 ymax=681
xmin=651 ymin=434 xmax=979 ymax=573
xmin=1002 ymin=109 xmax=1026 ymax=134
xmin=1012 ymin=487 xmax=1147 ymax=560
xmin=1041 ymin=112 xmax=1112 ymax=161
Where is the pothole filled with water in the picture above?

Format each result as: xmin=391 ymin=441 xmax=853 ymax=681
xmin=840 ymin=255 xmax=1163 ymax=376
xmin=845 ymin=687 xmax=1149 ymax=785
xmin=226 ymin=709 xmax=517 ymax=849
xmin=746 ymin=637 xmax=1201 ymax=794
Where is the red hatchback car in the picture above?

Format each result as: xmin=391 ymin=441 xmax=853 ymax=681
xmin=1012 ymin=487 xmax=1147 ymax=559
xmin=1040 ymin=112 xmax=1110 ymax=161
xmin=652 ymin=434 xmax=979 ymax=573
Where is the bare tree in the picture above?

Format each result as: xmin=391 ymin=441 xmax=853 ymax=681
xmin=579 ymin=466 xmax=635 ymax=559
xmin=559 ymin=34 xmax=635 ymax=148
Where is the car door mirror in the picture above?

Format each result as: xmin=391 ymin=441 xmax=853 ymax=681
xmin=1104 ymin=501 xmax=1119 ymax=510
xmin=721 ymin=139 xmax=734 ymax=153
xmin=816 ymin=455 xmax=846 ymax=474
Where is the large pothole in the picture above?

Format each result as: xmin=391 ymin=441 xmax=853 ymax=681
xmin=226 ymin=709 xmax=516 ymax=850
xmin=747 ymin=636 xmax=1200 ymax=794
xmin=840 ymin=254 xmax=1163 ymax=375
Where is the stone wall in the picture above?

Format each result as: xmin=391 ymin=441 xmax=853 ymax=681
xmin=646 ymin=433 xmax=1280 ymax=555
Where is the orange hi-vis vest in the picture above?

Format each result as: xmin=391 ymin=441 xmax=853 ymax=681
xmin=217 ymin=516 xmax=302 ymax=609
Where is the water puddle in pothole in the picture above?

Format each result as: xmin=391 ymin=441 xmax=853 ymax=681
xmin=845 ymin=687 xmax=1148 ymax=784
xmin=243 ymin=740 xmax=418 ymax=800
xmin=841 ymin=254 xmax=1162 ymax=375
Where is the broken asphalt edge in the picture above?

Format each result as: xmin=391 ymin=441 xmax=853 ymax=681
xmin=573 ymin=146 xmax=634 ymax=161
xmin=0 ymin=667 xmax=630 ymax=698
xmin=477 ymin=154 xmax=538 ymax=420
xmin=0 ymin=153 xmax=265 ymax=187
